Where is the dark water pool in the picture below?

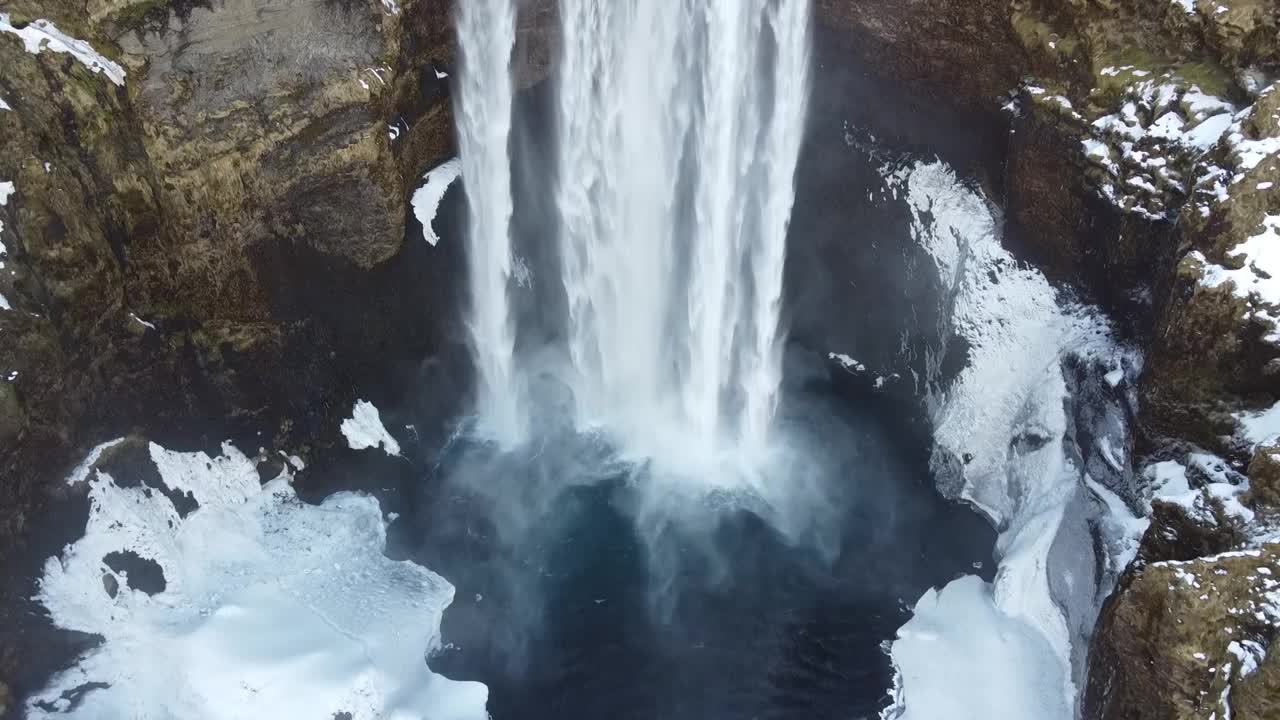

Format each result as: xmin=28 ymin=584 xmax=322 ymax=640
xmin=407 ymin=376 xmax=995 ymax=720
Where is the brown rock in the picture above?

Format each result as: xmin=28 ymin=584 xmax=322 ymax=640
xmin=1005 ymin=95 xmax=1180 ymax=323
xmin=1086 ymin=546 xmax=1280 ymax=720
xmin=111 ymin=0 xmax=406 ymax=323
xmin=1246 ymin=439 xmax=1280 ymax=511
xmin=1138 ymin=495 xmax=1249 ymax=565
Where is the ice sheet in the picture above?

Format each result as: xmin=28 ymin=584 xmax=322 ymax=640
xmin=29 ymin=441 xmax=485 ymax=719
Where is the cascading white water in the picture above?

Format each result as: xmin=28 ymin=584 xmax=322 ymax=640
xmin=554 ymin=0 xmax=811 ymax=463
xmin=455 ymin=0 xmax=521 ymax=443
xmin=455 ymin=0 xmax=810 ymax=464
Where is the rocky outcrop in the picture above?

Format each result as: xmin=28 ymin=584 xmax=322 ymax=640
xmin=0 ymin=0 xmax=555 ymax=709
xmin=816 ymin=2 xmax=1279 ymax=719
xmin=1087 ymin=546 xmax=1280 ymax=720
xmin=0 ymin=0 xmax=446 ymax=540
xmin=1247 ymin=438 xmax=1280 ymax=509
xmin=1081 ymin=439 xmax=1278 ymax=720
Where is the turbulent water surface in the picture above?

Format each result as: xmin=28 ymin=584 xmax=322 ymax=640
xmin=415 ymin=376 xmax=995 ymax=720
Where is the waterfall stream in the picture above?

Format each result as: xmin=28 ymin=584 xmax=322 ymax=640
xmin=455 ymin=0 xmax=521 ymax=443
xmin=458 ymin=0 xmax=810 ymax=462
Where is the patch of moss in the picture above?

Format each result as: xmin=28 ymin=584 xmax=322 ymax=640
xmin=1086 ymin=48 xmax=1241 ymax=109
xmin=1170 ymin=60 xmax=1240 ymax=100
xmin=104 ymin=0 xmax=212 ymax=38
xmin=1092 ymin=46 xmax=1163 ymax=81
xmin=1011 ymin=6 xmax=1082 ymax=59
xmin=1085 ymin=48 xmax=1161 ymax=106
xmin=0 ymin=1 xmax=94 ymax=40
xmin=106 ymin=0 xmax=170 ymax=32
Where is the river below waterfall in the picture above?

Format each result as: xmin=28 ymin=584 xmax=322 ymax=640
xmin=400 ymin=370 xmax=994 ymax=720
xmin=379 ymin=18 xmax=1009 ymax=715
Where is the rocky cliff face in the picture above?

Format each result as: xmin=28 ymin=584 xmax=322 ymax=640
xmin=0 ymin=0 xmax=555 ymax=709
xmin=816 ymin=1 xmax=1279 ymax=719
xmin=1 ymin=0 xmax=1277 ymax=716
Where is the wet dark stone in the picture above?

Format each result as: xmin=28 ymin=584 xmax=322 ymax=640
xmin=103 ymin=551 xmax=166 ymax=596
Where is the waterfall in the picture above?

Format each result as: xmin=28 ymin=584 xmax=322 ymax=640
xmin=455 ymin=0 xmax=521 ymax=443
xmin=554 ymin=0 xmax=811 ymax=461
xmin=455 ymin=0 xmax=810 ymax=463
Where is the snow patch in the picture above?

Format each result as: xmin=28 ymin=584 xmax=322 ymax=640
xmin=1085 ymin=474 xmax=1149 ymax=575
xmin=0 ymin=13 xmax=125 ymax=86
xmin=341 ymin=400 xmax=402 ymax=456
xmin=1079 ymin=79 xmax=1241 ymax=218
xmin=1227 ymin=640 xmax=1265 ymax=679
xmin=883 ymin=576 xmax=1072 ymax=720
xmin=278 ymin=451 xmax=305 ymax=471
xmin=828 ymin=352 xmax=866 ymax=373
xmin=66 ymin=437 xmax=127 ymax=486
xmin=30 ymin=441 xmax=487 ymax=719
xmin=1142 ymin=456 xmax=1254 ymax=526
xmin=0 ymin=180 xmax=11 ymax=280
xmin=411 ymin=158 xmax=462 ymax=247
xmin=1238 ymin=400 xmax=1280 ymax=446
xmin=129 ymin=313 xmax=156 ymax=331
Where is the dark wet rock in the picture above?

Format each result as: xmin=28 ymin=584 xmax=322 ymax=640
xmin=0 ymin=0 xmax=485 ymax=549
xmin=102 ymin=550 xmax=166 ymax=595
xmin=1005 ymin=96 xmax=1181 ymax=327
xmin=814 ymin=0 xmax=1026 ymax=112
xmin=1137 ymin=497 xmax=1247 ymax=566
xmin=1147 ymin=247 xmax=1277 ymax=453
